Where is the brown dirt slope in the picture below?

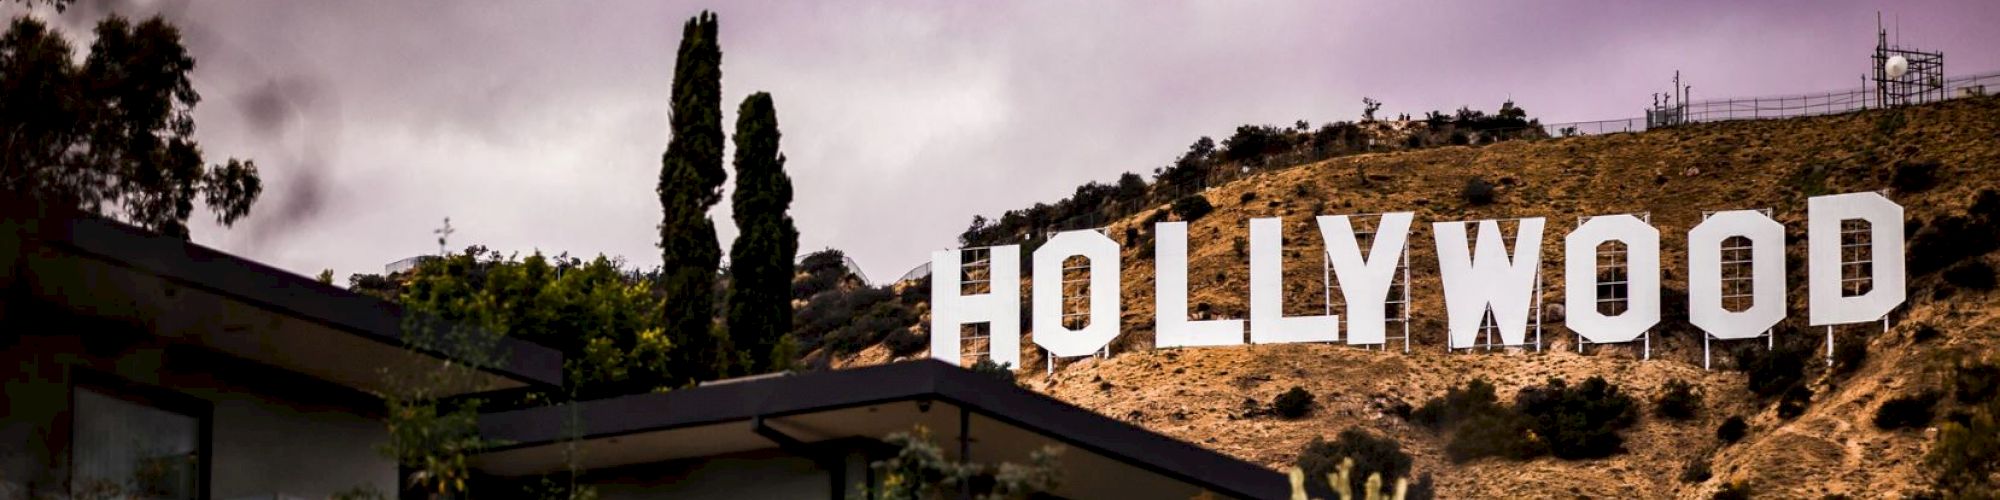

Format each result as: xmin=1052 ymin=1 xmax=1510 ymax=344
xmin=844 ymin=96 xmax=2000 ymax=499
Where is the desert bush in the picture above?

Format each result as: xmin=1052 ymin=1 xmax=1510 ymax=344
xmin=1681 ymin=456 xmax=1714 ymax=483
xmin=1656 ymin=379 xmax=1704 ymax=421
xmin=1717 ymin=416 xmax=1748 ymax=444
xmin=1891 ymin=160 xmax=1941 ymax=193
xmin=1171 ymin=195 xmax=1214 ymax=222
xmin=1442 ymin=411 xmax=1543 ymax=462
xmin=969 ymin=358 xmax=1017 ymax=386
xmin=1874 ymin=391 xmax=1940 ymax=430
xmin=1910 ymin=214 xmax=2000 ymax=276
xmin=1930 ymin=399 xmax=2000 ymax=495
xmin=882 ymin=326 xmax=927 ymax=357
xmin=1943 ymin=260 xmax=1998 ymax=291
xmin=1954 ymin=363 xmax=2000 ymax=404
xmin=1516 ymin=377 xmax=1640 ymax=459
xmin=1716 ymin=416 xmax=1748 ymax=444
xmin=1913 ymin=323 xmax=1942 ymax=343
xmin=1273 ymin=386 xmax=1316 ymax=419
xmin=1297 ymin=428 xmax=1413 ymax=500
xmin=1238 ymin=191 xmax=1257 ymax=204
xmin=1776 ymin=385 xmax=1813 ymax=419
xmin=1736 ymin=344 xmax=1807 ymax=399
xmin=1412 ymin=378 xmax=1505 ymax=429
xmin=1712 ymin=481 xmax=1753 ymax=500
xmin=1461 ymin=177 xmax=1496 ymax=205
xmin=1833 ymin=333 xmax=1868 ymax=377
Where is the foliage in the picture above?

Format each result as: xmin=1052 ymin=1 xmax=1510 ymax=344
xmin=1460 ymin=177 xmax=1496 ymax=205
xmin=1910 ymin=210 xmax=2000 ymax=277
xmin=658 ymin=11 xmax=732 ymax=382
xmin=1942 ymin=260 xmax=1997 ymax=291
xmin=1930 ymin=399 xmax=2000 ymax=496
xmin=1712 ymin=480 xmax=1753 ymax=500
xmin=1172 ymin=195 xmax=1214 ymax=222
xmin=727 ymin=91 xmax=799 ymax=373
xmin=1681 ymin=456 xmax=1713 ymax=483
xmin=1776 ymin=385 xmax=1812 ymax=420
xmin=1655 ymin=379 xmax=1704 ymax=421
xmin=790 ymin=257 xmax=928 ymax=359
xmin=1832 ymin=333 xmax=1868 ymax=377
xmin=968 ymin=358 xmax=1017 ymax=386
xmin=0 ymin=15 xmax=261 ymax=237
xmin=1736 ymin=343 xmax=1807 ymax=399
xmin=1872 ymin=391 xmax=1939 ymax=430
xmin=395 ymin=247 xmax=675 ymax=397
xmin=1891 ymin=160 xmax=1941 ymax=193
xmin=1515 ymin=377 xmax=1640 ymax=460
xmin=1297 ymin=428 xmax=1413 ymax=499
xmin=1273 ymin=386 xmax=1316 ymax=419
xmin=1716 ymin=416 xmax=1748 ymax=444
xmin=868 ymin=426 xmax=1061 ymax=500
xmin=1411 ymin=378 xmax=1505 ymax=430
xmin=1954 ymin=363 xmax=2000 ymax=405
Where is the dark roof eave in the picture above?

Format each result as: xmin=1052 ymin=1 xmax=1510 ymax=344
xmin=478 ymin=360 xmax=1286 ymax=499
xmin=6 ymin=207 xmax=564 ymax=388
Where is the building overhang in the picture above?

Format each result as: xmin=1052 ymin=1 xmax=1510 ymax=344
xmin=1 ymin=206 xmax=564 ymax=396
xmin=475 ymin=360 xmax=1286 ymax=499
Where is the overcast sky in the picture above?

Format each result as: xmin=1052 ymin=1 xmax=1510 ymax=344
xmin=11 ymin=1 xmax=1999 ymax=283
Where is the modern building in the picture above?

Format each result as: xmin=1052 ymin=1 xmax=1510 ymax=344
xmin=1 ymin=204 xmax=1285 ymax=499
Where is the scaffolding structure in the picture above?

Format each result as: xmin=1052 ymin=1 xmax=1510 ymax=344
xmin=1319 ymin=214 xmax=1413 ymax=352
xmin=1574 ymin=213 xmax=1653 ymax=359
xmin=1872 ymin=15 xmax=1947 ymax=108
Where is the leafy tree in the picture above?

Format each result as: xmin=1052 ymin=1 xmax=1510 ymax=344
xmin=657 ymin=11 xmax=732 ymax=382
xmin=867 ymin=426 xmax=1061 ymax=499
xmin=1298 ymin=428 xmax=1414 ymax=499
xmin=1 ymin=15 xmax=262 ymax=237
xmin=727 ymin=92 xmax=798 ymax=372
xmin=394 ymin=247 xmax=674 ymax=398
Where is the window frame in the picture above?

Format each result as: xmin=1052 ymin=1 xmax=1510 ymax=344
xmin=67 ymin=370 xmax=214 ymax=500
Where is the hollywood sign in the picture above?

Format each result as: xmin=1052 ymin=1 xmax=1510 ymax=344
xmin=930 ymin=191 xmax=1906 ymax=367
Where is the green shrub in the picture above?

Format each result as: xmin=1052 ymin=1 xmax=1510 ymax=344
xmin=1736 ymin=344 xmax=1807 ymax=399
xmin=1717 ymin=416 xmax=1748 ymax=444
xmin=1833 ymin=333 xmax=1868 ymax=377
xmin=1656 ymin=379 xmax=1704 ymax=421
xmin=882 ymin=326 xmax=928 ymax=357
xmin=969 ymin=358 xmax=1017 ymax=386
xmin=1273 ymin=386 xmax=1315 ymax=419
xmin=1442 ymin=411 xmax=1543 ymax=462
xmin=1407 ymin=473 xmax=1436 ymax=500
xmin=1412 ymin=378 xmax=1505 ymax=429
xmin=1461 ymin=177 xmax=1496 ymax=205
xmin=1943 ymin=260 xmax=1998 ymax=291
xmin=1712 ymin=480 xmax=1753 ymax=500
xmin=1955 ymin=363 xmax=2000 ymax=404
xmin=1910 ymin=215 xmax=2000 ymax=276
xmin=1874 ymin=392 xmax=1940 ymax=430
xmin=1171 ymin=195 xmax=1214 ymax=222
xmin=1930 ymin=399 xmax=2000 ymax=495
xmin=1681 ymin=457 xmax=1713 ymax=483
xmin=1913 ymin=323 xmax=1942 ymax=343
xmin=1890 ymin=161 xmax=1941 ymax=193
xmin=1515 ymin=377 xmax=1640 ymax=459
xmin=1296 ymin=428 xmax=1413 ymax=500
xmin=1776 ymin=385 xmax=1813 ymax=419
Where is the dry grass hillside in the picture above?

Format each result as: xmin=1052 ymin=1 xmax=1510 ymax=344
xmin=833 ymin=96 xmax=2000 ymax=498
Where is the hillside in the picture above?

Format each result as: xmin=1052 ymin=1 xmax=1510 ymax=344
xmin=825 ymin=95 xmax=2000 ymax=498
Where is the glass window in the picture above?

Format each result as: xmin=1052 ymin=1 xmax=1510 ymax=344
xmin=72 ymin=385 xmax=203 ymax=499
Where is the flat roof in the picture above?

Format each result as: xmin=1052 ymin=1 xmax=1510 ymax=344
xmin=3 ymin=205 xmax=564 ymax=390
xmin=477 ymin=359 xmax=1287 ymax=499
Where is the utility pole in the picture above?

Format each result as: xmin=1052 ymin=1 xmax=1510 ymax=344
xmin=434 ymin=217 xmax=455 ymax=255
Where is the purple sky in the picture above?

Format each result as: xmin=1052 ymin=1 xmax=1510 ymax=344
xmin=10 ymin=1 xmax=1999 ymax=282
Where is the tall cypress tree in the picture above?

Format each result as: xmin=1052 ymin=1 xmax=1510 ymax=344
xmin=727 ymin=92 xmax=798 ymax=371
xmin=658 ymin=11 xmax=729 ymax=384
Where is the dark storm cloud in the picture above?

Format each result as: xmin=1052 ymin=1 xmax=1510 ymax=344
xmin=10 ymin=1 xmax=1997 ymax=282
